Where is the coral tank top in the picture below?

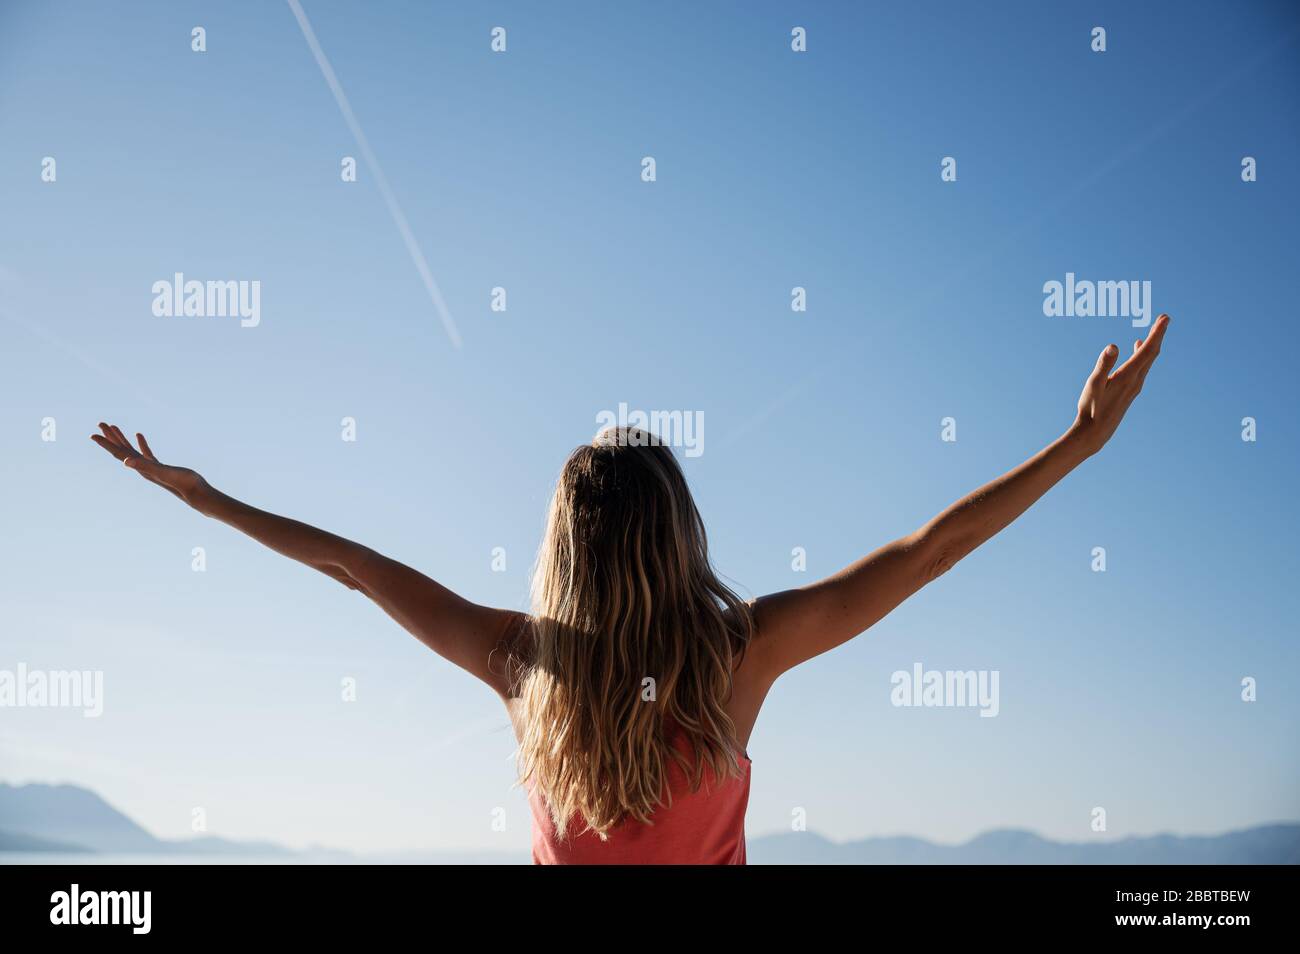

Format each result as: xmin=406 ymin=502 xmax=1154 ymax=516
xmin=528 ymin=732 xmax=751 ymax=865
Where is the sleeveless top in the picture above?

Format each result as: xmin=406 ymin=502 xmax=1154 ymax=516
xmin=527 ymin=731 xmax=751 ymax=865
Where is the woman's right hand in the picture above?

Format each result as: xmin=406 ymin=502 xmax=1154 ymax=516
xmin=90 ymin=423 xmax=209 ymax=506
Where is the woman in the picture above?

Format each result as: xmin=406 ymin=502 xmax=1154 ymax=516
xmin=91 ymin=315 xmax=1169 ymax=864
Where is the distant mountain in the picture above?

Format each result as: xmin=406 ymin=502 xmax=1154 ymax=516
xmin=0 ymin=829 xmax=93 ymax=853
xmin=3 ymin=782 xmax=1296 ymax=863
xmin=0 ymin=782 xmax=158 ymax=853
xmin=0 ymin=782 xmax=342 ymax=858
xmin=748 ymin=824 xmax=1300 ymax=865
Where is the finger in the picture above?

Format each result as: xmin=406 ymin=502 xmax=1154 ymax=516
xmin=97 ymin=422 xmax=124 ymax=449
xmin=90 ymin=433 xmax=129 ymax=461
xmin=1120 ymin=315 xmax=1171 ymax=391
xmin=1087 ymin=344 xmax=1120 ymax=391
xmin=1139 ymin=313 xmax=1169 ymax=356
xmin=108 ymin=424 xmax=135 ymax=453
xmin=1111 ymin=346 xmax=1145 ymax=381
xmin=136 ymin=433 xmax=159 ymax=461
xmin=102 ymin=423 xmax=129 ymax=452
xmin=1114 ymin=316 xmax=1169 ymax=380
xmin=110 ymin=425 xmax=146 ymax=463
xmin=1134 ymin=314 xmax=1170 ymax=373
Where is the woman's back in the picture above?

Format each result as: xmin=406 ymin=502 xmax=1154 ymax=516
xmin=527 ymin=729 xmax=751 ymax=865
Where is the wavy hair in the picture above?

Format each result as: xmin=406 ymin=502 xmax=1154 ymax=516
xmin=512 ymin=427 xmax=754 ymax=840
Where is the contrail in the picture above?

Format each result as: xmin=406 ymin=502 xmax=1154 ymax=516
xmin=286 ymin=0 xmax=462 ymax=349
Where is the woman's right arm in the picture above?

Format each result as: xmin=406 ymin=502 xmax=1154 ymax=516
xmin=91 ymin=424 xmax=519 ymax=696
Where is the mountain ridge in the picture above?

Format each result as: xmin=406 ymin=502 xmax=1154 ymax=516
xmin=748 ymin=823 xmax=1300 ymax=864
xmin=3 ymin=782 xmax=1296 ymax=864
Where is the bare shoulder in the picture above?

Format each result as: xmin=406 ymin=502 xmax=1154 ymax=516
xmin=731 ymin=592 xmax=797 ymax=685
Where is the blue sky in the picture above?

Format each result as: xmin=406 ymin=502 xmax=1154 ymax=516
xmin=1 ymin=0 xmax=1297 ymax=855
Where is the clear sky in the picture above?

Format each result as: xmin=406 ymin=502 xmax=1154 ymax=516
xmin=1 ymin=0 xmax=1297 ymax=855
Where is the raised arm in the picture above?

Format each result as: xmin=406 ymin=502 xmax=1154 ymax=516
xmin=89 ymin=425 xmax=518 ymax=696
xmin=745 ymin=314 xmax=1170 ymax=681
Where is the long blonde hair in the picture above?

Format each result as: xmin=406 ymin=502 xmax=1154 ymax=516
xmin=512 ymin=427 xmax=754 ymax=839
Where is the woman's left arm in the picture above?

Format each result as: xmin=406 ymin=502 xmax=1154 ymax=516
xmin=746 ymin=314 xmax=1170 ymax=680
